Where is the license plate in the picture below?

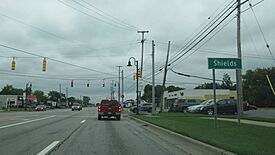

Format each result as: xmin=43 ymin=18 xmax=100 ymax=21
xmin=108 ymin=112 xmax=111 ymax=114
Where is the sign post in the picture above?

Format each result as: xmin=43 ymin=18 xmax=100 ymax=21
xmin=212 ymin=69 xmax=217 ymax=128
xmin=208 ymin=57 xmax=242 ymax=127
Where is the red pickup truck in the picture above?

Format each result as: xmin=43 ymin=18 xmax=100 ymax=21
xmin=98 ymin=99 xmax=122 ymax=120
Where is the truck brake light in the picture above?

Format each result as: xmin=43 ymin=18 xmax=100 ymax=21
xmin=98 ymin=105 xmax=102 ymax=112
xmin=118 ymin=106 xmax=121 ymax=112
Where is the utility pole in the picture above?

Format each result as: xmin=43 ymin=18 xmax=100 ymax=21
xmin=117 ymin=66 xmax=122 ymax=103
xmin=66 ymin=87 xmax=69 ymax=107
xmin=236 ymin=0 xmax=243 ymax=125
xmin=160 ymin=41 xmax=171 ymax=112
xmin=59 ymin=84 xmax=61 ymax=105
xmin=137 ymin=30 xmax=149 ymax=74
xmin=111 ymin=80 xmax=114 ymax=100
xmin=121 ymin=70 xmax=124 ymax=104
xmin=152 ymin=40 xmax=156 ymax=114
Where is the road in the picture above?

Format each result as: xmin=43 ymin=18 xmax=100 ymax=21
xmin=0 ymin=107 xmax=216 ymax=155
xmin=244 ymin=108 xmax=275 ymax=119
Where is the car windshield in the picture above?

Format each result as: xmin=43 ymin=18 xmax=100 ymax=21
xmin=73 ymin=103 xmax=80 ymax=106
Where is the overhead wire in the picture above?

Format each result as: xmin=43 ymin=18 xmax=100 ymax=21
xmin=57 ymin=0 xmax=135 ymax=31
xmin=0 ymin=43 xmax=116 ymax=76
xmin=248 ymin=0 xmax=275 ymax=64
xmin=172 ymin=15 xmax=236 ymax=67
xmin=147 ymin=0 xmax=237 ymax=73
xmin=168 ymin=1 xmax=240 ymax=67
xmin=76 ymin=0 xmax=138 ymax=30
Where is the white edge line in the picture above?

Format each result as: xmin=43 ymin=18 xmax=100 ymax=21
xmin=0 ymin=115 xmax=56 ymax=129
xmin=81 ymin=120 xmax=86 ymax=124
xmin=37 ymin=140 xmax=60 ymax=155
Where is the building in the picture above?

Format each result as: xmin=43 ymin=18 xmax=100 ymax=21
xmin=0 ymin=95 xmax=23 ymax=108
xmin=162 ymin=89 xmax=237 ymax=110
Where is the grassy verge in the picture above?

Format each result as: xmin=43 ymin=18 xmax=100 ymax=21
xmin=1 ymin=107 xmax=35 ymax=112
xmin=132 ymin=112 xmax=275 ymax=155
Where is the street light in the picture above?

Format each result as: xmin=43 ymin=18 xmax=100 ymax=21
xmin=25 ymin=81 xmax=32 ymax=110
xmin=127 ymin=57 xmax=139 ymax=115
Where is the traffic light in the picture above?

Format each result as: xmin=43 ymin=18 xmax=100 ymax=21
xmin=87 ymin=80 xmax=90 ymax=87
xmin=137 ymin=69 xmax=142 ymax=78
xmin=102 ymin=79 xmax=105 ymax=87
xmin=11 ymin=57 xmax=16 ymax=71
xmin=42 ymin=58 xmax=46 ymax=72
xmin=71 ymin=80 xmax=74 ymax=88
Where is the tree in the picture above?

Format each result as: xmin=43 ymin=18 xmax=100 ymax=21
xmin=68 ymin=97 xmax=76 ymax=103
xmin=243 ymin=67 xmax=275 ymax=107
xmin=165 ymin=85 xmax=184 ymax=92
xmin=33 ymin=90 xmax=48 ymax=104
xmin=221 ymin=73 xmax=236 ymax=90
xmin=83 ymin=96 xmax=90 ymax=106
xmin=195 ymin=82 xmax=217 ymax=89
xmin=48 ymin=91 xmax=61 ymax=101
xmin=0 ymin=85 xmax=24 ymax=95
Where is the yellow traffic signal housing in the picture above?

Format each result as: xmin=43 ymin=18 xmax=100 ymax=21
xmin=11 ymin=57 xmax=16 ymax=71
xmin=42 ymin=58 xmax=47 ymax=72
xmin=71 ymin=80 xmax=74 ymax=88
xmin=138 ymin=69 xmax=142 ymax=78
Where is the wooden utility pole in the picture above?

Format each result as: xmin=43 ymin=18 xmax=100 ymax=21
xmin=152 ymin=40 xmax=156 ymax=114
xmin=160 ymin=41 xmax=171 ymax=112
xmin=137 ymin=30 xmax=149 ymax=74
xmin=236 ymin=0 xmax=243 ymax=124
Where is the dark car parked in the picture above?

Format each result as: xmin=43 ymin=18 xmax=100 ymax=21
xmin=199 ymin=99 xmax=239 ymax=115
xmin=169 ymin=99 xmax=203 ymax=112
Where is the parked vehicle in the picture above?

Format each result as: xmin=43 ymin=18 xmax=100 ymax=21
xmin=243 ymin=101 xmax=257 ymax=110
xmin=130 ymin=102 xmax=152 ymax=113
xmin=199 ymin=99 xmax=239 ymax=115
xmin=71 ymin=103 xmax=82 ymax=111
xmin=35 ymin=105 xmax=46 ymax=111
xmin=169 ymin=99 xmax=203 ymax=112
xmin=186 ymin=99 xmax=214 ymax=113
xmin=122 ymin=99 xmax=135 ymax=108
xmin=98 ymin=99 xmax=122 ymax=120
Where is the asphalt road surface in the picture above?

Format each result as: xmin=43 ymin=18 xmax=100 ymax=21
xmin=244 ymin=108 xmax=275 ymax=119
xmin=0 ymin=108 xmax=216 ymax=155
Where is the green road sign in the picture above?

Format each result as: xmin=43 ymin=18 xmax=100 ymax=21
xmin=208 ymin=58 xmax=242 ymax=69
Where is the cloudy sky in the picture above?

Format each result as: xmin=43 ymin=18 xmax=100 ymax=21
xmin=0 ymin=0 xmax=274 ymax=102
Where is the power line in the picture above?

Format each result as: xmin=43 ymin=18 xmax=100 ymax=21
xmin=0 ymin=43 xmax=116 ymax=76
xmin=57 ymin=0 xmax=135 ymax=31
xmin=0 ymin=70 xmax=117 ymax=81
xmin=168 ymin=1 xmax=240 ymax=66
xmin=76 ymin=0 xmax=138 ymax=29
xmin=172 ymin=15 xmax=236 ymax=67
xmin=248 ymin=0 xmax=275 ymax=64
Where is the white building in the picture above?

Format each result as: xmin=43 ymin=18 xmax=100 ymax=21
xmin=162 ymin=89 xmax=237 ymax=110
xmin=0 ymin=95 xmax=23 ymax=108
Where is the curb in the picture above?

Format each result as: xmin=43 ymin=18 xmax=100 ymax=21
xmin=129 ymin=115 xmax=236 ymax=155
